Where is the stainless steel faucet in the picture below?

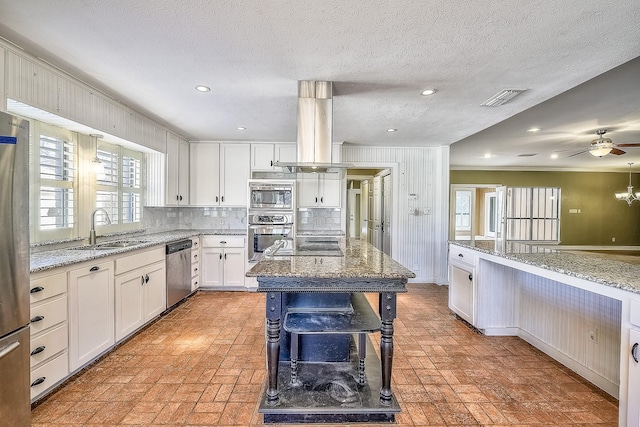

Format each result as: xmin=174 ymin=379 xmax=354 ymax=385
xmin=89 ymin=208 xmax=111 ymax=245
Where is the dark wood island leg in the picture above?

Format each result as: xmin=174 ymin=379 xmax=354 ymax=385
xmin=265 ymin=292 xmax=282 ymax=405
xmin=379 ymin=292 xmax=397 ymax=405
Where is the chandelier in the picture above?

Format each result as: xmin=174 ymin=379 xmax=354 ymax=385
xmin=615 ymin=162 xmax=640 ymax=206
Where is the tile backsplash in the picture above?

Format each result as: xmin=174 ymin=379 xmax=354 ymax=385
xmin=143 ymin=207 xmax=247 ymax=231
xmin=296 ymin=208 xmax=342 ymax=232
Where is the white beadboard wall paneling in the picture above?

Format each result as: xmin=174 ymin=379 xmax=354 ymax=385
xmin=517 ymin=271 xmax=621 ymax=393
xmin=3 ymin=45 xmax=171 ymax=153
xmin=145 ymin=152 xmax=165 ymax=207
xmin=476 ymin=260 xmax=519 ymax=332
xmin=0 ymin=46 xmax=5 ymax=112
xmin=342 ymin=146 xmax=449 ymax=284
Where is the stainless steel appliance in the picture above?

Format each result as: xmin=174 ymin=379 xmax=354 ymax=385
xmin=248 ymin=214 xmax=294 ymax=262
xmin=249 ymin=180 xmax=294 ymax=210
xmin=0 ymin=111 xmax=31 ymax=425
xmin=166 ymin=239 xmax=193 ymax=309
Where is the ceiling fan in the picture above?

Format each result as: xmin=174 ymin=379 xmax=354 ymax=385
xmin=568 ymin=129 xmax=640 ymax=158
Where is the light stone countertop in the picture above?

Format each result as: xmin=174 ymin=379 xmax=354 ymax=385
xmin=451 ymin=240 xmax=640 ymax=295
xmin=30 ymin=229 xmax=246 ymax=273
xmin=246 ymin=238 xmax=415 ymax=280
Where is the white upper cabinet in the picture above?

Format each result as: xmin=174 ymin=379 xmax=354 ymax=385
xmin=190 ymin=143 xmax=250 ymax=206
xmin=297 ymin=173 xmax=342 ymax=208
xmin=250 ymin=143 xmax=296 ymax=171
xmin=166 ymin=132 xmax=190 ymax=205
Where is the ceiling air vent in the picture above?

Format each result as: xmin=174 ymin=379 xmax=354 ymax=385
xmin=480 ymin=89 xmax=526 ymax=106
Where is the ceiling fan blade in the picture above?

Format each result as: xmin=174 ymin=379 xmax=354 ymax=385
xmin=610 ymin=148 xmax=626 ymax=155
xmin=567 ymin=149 xmax=590 ymax=157
xmin=615 ymin=143 xmax=640 ymax=147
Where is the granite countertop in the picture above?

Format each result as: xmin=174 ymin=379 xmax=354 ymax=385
xmin=451 ymin=240 xmax=640 ymax=295
xmin=30 ymin=229 xmax=246 ymax=273
xmin=246 ymin=238 xmax=416 ymax=280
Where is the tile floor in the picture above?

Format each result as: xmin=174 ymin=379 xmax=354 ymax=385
xmin=31 ymin=284 xmax=619 ymax=426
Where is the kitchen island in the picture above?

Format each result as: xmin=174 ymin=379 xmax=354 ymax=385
xmin=449 ymin=240 xmax=640 ymax=427
xmin=246 ymin=237 xmax=415 ymax=423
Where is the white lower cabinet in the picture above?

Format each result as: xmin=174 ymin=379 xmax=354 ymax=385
xmin=448 ymin=245 xmax=476 ymax=325
xmin=628 ymin=328 xmax=640 ymax=426
xmin=201 ymin=236 xmax=246 ymax=288
xmin=68 ymin=261 xmax=114 ymax=372
xmin=115 ymin=260 xmax=166 ymax=342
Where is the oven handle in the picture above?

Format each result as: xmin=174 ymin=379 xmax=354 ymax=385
xmin=248 ymin=225 xmax=293 ymax=233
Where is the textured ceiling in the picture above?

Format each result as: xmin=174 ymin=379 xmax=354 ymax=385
xmin=0 ymin=0 xmax=639 ymax=170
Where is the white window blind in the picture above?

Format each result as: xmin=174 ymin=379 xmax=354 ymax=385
xmin=39 ymin=134 xmax=75 ymax=230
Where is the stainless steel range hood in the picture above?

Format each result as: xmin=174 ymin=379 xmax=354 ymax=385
xmin=275 ymin=81 xmax=352 ymax=173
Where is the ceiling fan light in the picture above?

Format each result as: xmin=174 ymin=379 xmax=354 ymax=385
xmin=589 ymin=147 xmax=612 ymax=157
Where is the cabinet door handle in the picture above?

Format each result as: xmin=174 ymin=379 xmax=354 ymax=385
xmin=194 ymin=254 xmax=198 ymax=259
xmin=221 ymin=196 xmax=224 ymax=202
xmin=90 ymin=266 xmax=100 ymax=272
xmin=30 ymin=286 xmax=45 ymax=294
xmin=145 ymin=274 xmax=150 ymax=283
xmin=194 ymin=268 xmax=198 ymax=273
xmin=219 ymin=254 xmax=222 ymax=260
xmin=31 ymin=346 xmax=46 ymax=356
xmin=468 ymin=273 xmax=473 ymax=281
xmin=31 ymin=315 xmax=45 ymax=323
xmin=220 ymin=241 xmax=227 ymax=244
xmin=458 ymin=253 xmax=464 ymax=258
xmin=176 ymin=195 xmax=180 ymax=201
xmin=179 ymin=195 xmax=183 ymax=201
xmin=224 ymin=253 xmax=227 ymax=260
xmin=632 ymin=342 xmax=639 ymax=363
xmin=216 ymin=196 xmax=219 ymax=202
xmin=141 ymin=276 xmax=145 ymax=286
xmin=315 ymin=197 xmax=318 ymax=203
xmin=270 ymin=160 xmax=273 ymax=167
xmin=31 ymin=377 xmax=46 ymax=387
xmin=320 ymin=197 xmax=324 ymax=203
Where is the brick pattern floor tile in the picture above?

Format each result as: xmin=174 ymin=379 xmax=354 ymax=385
xmin=31 ymin=284 xmax=618 ymax=426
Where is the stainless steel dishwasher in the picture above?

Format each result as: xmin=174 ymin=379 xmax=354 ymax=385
xmin=166 ymin=239 xmax=193 ymax=309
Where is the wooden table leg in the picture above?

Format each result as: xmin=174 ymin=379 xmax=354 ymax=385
xmin=379 ymin=292 xmax=397 ymax=405
xmin=265 ymin=292 xmax=282 ymax=405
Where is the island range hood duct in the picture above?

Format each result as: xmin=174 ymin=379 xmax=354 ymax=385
xmin=275 ymin=80 xmax=352 ymax=173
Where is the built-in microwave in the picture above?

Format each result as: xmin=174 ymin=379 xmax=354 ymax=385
xmin=248 ymin=180 xmax=295 ymax=210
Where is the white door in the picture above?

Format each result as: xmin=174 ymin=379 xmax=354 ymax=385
xmin=220 ymin=143 xmax=250 ymax=206
xmin=495 ymin=186 xmax=507 ymax=251
xmin=114 ymin=269 xmax=145 ymax=342
xmin=382 ymin=174 xmax=392 ymax=255
xmin=190 ymin=143 xmax=220 ymax=205
xmin=360 ymin=180 xmax=369 ymax=242
xmin=297 ymin=173 xmax=320 ymax=207
xmin=347 ymin=189 xmax=361 ymax=238
xmin=68 ymin=261 xmax=114 ymax=371
xmin=452 ymin=188 xmax=474 ymax=240
xmin=251 ymin=144 xmax=275 ymax=171
xmin=223 ymin=249 xmax=246 ymax=287
xmin=318 ymin=175 xmax=341 ymax=207
xmin=165 ymin=132 xmax=179 ymax=206
xmin=201 ymin=248 xmax=224 ymax=287
xmin=373 ymin=176 xmax=382 ymax=249
xmin=484 ymin=192 xmax=497 ymax=238
xmin=144 ymin=261 xmax=166 ymax=320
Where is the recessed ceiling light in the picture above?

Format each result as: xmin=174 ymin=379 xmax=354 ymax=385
xmin=482 ymin=153 xmax=492 ymax=159
xmin=195 ymin=85 xmax=210 ymax=92
xmin=527 ymin=127 xmax=541 ymax=132
xmin=421 ymin=89 xmax=437 ymax=96
xmin=236 ymin=126 xmax=246 ymax=131
xmin=387 ymin=128 xmax=397 ymax=133
xmin=550 ymin=153 xmax=559 ymax=159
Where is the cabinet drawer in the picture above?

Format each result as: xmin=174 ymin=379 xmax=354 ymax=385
xmin=191 ymin=262 xmax=200 ymax=278
xmin=115 ymin=246 xmax=164 ymax=275
xmin=30 ymin=324 xmax=68 ymax=368
xmin=631 ymin=299 xmax=640 ymax=328
xmin=202 ymin=236 xmax=244 ymax=248
xmin=449 ymin=245 xmax=477 ymax=267
xmin=30 ymin=351 xmax=68 ymax=401
xmin=191 ymin=237 xmax=200 ymax=250
xmin=30 ymin=296 xmax=67 ymax=336
xmin=191 ymin=250 xmax=200 ymax=264
xmin=29 ymin=272 xmax=67 ymax=303
xmin=191 ymin=276 xmax=200 ymax=291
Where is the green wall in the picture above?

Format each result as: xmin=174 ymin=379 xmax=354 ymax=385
xmin=450 ymin=170 xmax=640 ymax=245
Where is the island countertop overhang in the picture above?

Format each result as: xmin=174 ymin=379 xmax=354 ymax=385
xmin=246 ymin=238 xmax=415 ymax=290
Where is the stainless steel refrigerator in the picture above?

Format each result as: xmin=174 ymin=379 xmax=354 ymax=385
xmin=0 ymin=111 xmax=31 ymax=425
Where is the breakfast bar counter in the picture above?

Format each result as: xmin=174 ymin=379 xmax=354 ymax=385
xmin=246 ymin=237 xmax=415 ymax=423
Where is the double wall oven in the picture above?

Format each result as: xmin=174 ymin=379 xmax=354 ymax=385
xmin=248 ymin=180 xmax=295 ymax=262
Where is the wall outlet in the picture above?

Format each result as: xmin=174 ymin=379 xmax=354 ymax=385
xmin=423 ymin=208 xmax=431 ymax=215
xmin=588 ymin=328 xmax=598 ymax=344
xmin=612 ymin=237 xmax=616 ymax=242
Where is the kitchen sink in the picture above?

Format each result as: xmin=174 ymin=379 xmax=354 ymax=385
xmin=70 ymin=240 xmax=150 ymax=250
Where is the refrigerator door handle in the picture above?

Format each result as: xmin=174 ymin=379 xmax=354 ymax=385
xmin=0 ymin=341 xmax=20 ymax=360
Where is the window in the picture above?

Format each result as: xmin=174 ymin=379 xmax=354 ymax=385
xmin=506 ymin=187 xmax=561 ymax=241
xmin=95 ymin=142 xmax=143 ymax=232
xmin=33 ymin=123 xmax=77 ymax=240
